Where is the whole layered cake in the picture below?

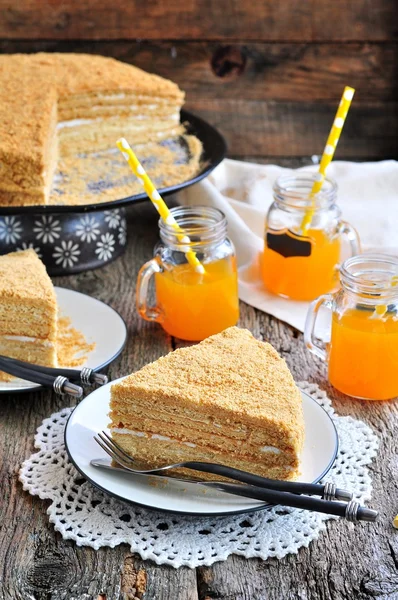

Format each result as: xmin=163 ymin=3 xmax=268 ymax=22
xmin=0 ymin=53 xmax=201 ymax=206
xmin=110 ymin=327 xmax=305 ymax=481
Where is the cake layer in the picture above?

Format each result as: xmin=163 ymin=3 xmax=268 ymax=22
xmin=58 ymin=94 xmax=181 ymax=121
xmin=58 ymin=119 xmax=184 ymax=156
xmin=0 ymin=336 xmax=57 ymax=367
xmin=0 ymin=307 xmax=57 ymax=339
xmin=0 ymin=250 xmax=58 ymax=339
xmin=111 ymin=431 xmax=299 ymax=481
xmin=110 ymin=405 xmax=298 ymax=454
xmin=110 ymin=420 xmax=292 ymax=465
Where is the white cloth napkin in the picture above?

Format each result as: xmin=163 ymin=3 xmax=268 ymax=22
xmin=179 ymin=159 xmax=398 ymax=332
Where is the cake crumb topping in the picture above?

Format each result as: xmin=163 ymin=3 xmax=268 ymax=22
xmin=57 ymin=316 xmax=96 ymax=367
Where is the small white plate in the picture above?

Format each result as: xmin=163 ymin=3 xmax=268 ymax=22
xmin=0 ymin=287 xmax=127 ymax=393
xmin=65 ymin=381 xmax=338 ymax=516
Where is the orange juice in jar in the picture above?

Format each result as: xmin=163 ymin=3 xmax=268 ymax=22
xmin=305 ymin=254 xmax=398 ymax=400
xmin=262 ymin=173 xmax=360 ymax=301
xmin=136 ymin=207 xmax=239 ymax=341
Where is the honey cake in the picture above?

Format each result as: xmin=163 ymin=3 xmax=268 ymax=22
xmin=0 ymin=53 xmax=191 ymax=206
xmin=110 ymin=327 xmax=305 ymax=481
xmin=0 ymin=249 xmax=58 ymax=366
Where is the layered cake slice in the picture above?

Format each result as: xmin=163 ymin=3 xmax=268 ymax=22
xmin=110 ymin=327 xmax=305 ymax=481
xmin=0 ymin=249 xmax=58 ymax=367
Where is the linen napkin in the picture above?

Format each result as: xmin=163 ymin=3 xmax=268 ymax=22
xmin=179 ymin=159 xmax=398 ymax=332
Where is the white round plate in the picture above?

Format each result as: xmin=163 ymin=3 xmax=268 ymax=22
xmin=65 ymin=381 xmax=338 ymax=516
xmin=0 ymin=287 xmax=127 ymax=393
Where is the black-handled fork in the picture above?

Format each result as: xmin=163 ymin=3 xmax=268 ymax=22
xmin=95 ymin=431 xmax=352 ymax=502
xmin=206 ymin=482 xmax=377 ymax=522
xmin=0 ymin=355 xmax=107 ymax=385
xmin=90 ymin=456 xmax=377 ymax=523
xmin=0 ymin=356 xmax=83 ymax=397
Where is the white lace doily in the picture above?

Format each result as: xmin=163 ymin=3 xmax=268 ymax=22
xmin=19 ymin=382 xmax=378 ymax=568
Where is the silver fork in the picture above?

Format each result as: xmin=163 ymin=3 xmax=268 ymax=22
xmin=94 ymin=430 xmax=352 ymax=501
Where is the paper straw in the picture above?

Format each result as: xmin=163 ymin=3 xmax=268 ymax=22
xmin=373 ymin=274 xmax=398 ymax=319
xmin=300 ymin=86 xmax=355 ymax=233
xmin=116 ymin=138 xmax=205 ymax=274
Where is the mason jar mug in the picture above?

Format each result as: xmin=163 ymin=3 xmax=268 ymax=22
xmin=262 ymin=173 xmax=360 ymax=301
xmin=305 ymin=254 xmax=398 ymax=400
xmin=136 ymin=206 xmax=239 ymax=341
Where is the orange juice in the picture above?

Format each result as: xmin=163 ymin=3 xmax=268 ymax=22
xmin=262 ymin=229 xmax=340 ymax=301
xmin=154 ymin=256 xmax=239 ymax=341
xmin=328 ymin=309 xmax=398 ymax=400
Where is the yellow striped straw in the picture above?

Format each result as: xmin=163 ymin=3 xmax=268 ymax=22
xmin=373 ymin=274 xmax=398 ymax=319
xmin=116 ymin=138 xmax=205 ymax=274
xmin=300 ymin=86 xmax=355 ymax=233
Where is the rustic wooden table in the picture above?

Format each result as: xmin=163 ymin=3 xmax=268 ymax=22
xmin=1 ymin=199 xmax=397 ymax=600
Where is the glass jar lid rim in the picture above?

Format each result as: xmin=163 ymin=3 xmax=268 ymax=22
xmin=158 ymin=205 xmax=227 ymax=242
xmin=340 ymin=253 xmax=398 ymax=294
xmin=159 ymin=205 xmax=226 ymax=227
xmin=273 ymin=172 xmax=337 ymax=206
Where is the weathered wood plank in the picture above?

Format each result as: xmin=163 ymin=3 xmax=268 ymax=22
xmin=0 ymin=0 xmax=396 ymax=41
xmin=1 ymin=40 xmax=396 ymax=102
xmin=187 ymin=98 xmax=398 ymax=158
xmin=1 ymin=40 xmax=396 ymax=159
xmin=128 ymin=557 xmax=199 ymax=600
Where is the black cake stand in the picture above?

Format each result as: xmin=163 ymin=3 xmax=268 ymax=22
xmin=0 ymin=111 xmax=226 ymax=276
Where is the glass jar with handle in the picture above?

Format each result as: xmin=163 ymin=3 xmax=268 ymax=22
xmin=262 ymin=173 xmax=360 ymax=301
xmin=136 ymin=206 xmax=239 ymax=341
xmin=305 ymin=254 xmax=398 ymax=400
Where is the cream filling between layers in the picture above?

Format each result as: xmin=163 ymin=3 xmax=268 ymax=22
xmin=110 ymin=403 xmax=293 ymax=450
xmin=59 ymin=93 xmax=182 ymax=108
xmin=111 ymin=427 xmax=283 ymax=454
xmin=57 ymin=110 xmax=180 ymax=130
xmin=0 ymin=335 xmax=54 ymax=346
xmin=0 ymin=334 xmax=55 ymax=347
xmin=111 ymin=428 xmax=197 ymax=448
xmin=112 ymin=430 xmax=299 ymax=480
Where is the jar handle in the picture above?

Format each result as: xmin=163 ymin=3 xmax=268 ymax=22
xmin=136 ymin=258 xmax=164 ymax=323
xmin=339 ymin=220 xmax=361 ymax=257
xmin=304 ymin=294 xmax=333 ymax=362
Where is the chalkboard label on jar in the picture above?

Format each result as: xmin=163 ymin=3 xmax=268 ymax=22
xmin=266 ymin=229 xmax=312 ymax=258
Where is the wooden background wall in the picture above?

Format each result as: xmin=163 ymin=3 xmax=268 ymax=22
xmin=0 ymin=0 xmax=397 ymax=160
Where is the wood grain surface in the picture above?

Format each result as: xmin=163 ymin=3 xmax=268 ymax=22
xmin=0 ymin=197 xmax=397 ymax=600
xmin=0 ymin=39 xmax=397 ymax=159
xmin=2 ymin=40 xmax=396 ymax=101
xmin=0 ymin=0 xmax=397 ymax=41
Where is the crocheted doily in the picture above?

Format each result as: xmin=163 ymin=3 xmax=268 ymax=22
xmin=19 ymin=382 xmax=378 ymax=568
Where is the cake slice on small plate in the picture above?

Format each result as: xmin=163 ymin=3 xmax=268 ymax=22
xmin=0 ymin=249 xmax=58 ymax=369
xmin=110 ymin=327 xmax=305 ymax=481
